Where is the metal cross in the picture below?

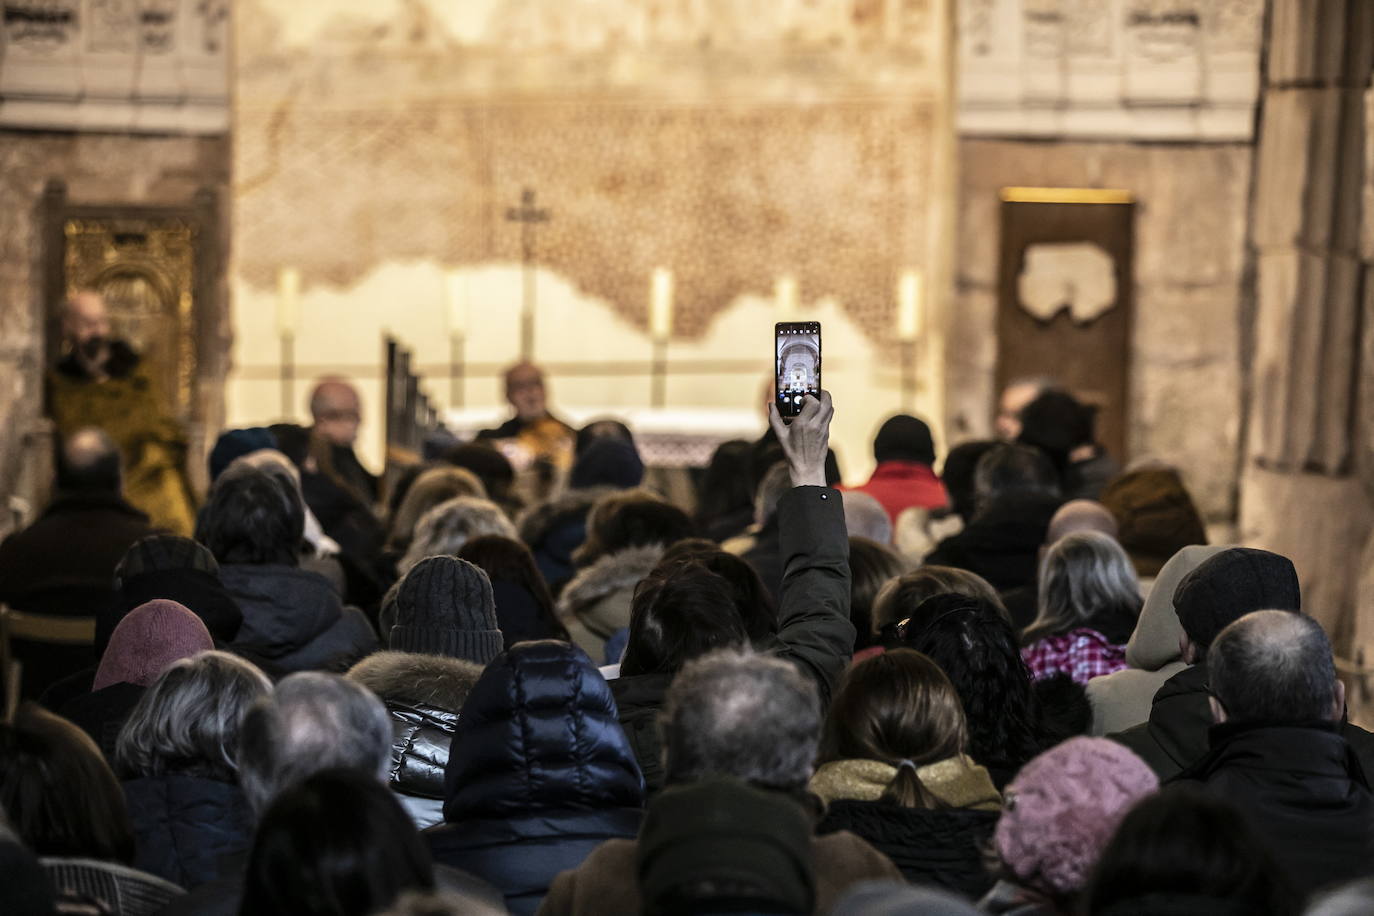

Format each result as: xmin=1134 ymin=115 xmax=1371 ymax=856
xmin=505 ymin=188 xmax=551 ymax=361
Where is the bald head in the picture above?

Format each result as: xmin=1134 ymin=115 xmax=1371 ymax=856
xmin=57 ymin=427 xmax=121 ymax=494
xmin=63 ymin=290 xmax=113 ymax=372
xmin=1208 ymin=610 xmax=1341 ymax=726
xmin=1046 ymin=499 xmax=1119 ymax=546
xmin=504 ymin=361 xmax=548 ymax=422
xmin=309 ymin=378 xmax=361 ymax=447
xmin=996 ymin=376 xmax=1056 ymax=441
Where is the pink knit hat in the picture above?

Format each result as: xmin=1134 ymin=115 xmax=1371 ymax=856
xmin=995 ymin=737 xmax=1158 ymax=897
xmin=92 ymin=599 xmax=214 ymax=691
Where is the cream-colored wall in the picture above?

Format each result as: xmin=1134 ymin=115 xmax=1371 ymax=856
xmin=226 ymin=261 xmax=942 ymax=485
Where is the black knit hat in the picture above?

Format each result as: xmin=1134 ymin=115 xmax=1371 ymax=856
xmin=874 ymin=414 xmax=936 ymax=466
xmin=389 ymin=556 xmax=503 ymax=664
xmin=116 ymin=534 xmax=219 ymax=581
xmin=105 ymin=535 xmax=243 ymax=652
xmin=570 ymin=438 xmax=645 ymax=490
xmin=1173 ymin=548 xmax=1301 ymax=650
xmin=637 ymin=778 xmax=815 ymax=916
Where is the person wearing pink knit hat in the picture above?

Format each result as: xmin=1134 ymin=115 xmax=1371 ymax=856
xmin=982 ymin=737 xmax=1158 ymax=915
xmin=58 ymin=600 xmax=214 ymax=758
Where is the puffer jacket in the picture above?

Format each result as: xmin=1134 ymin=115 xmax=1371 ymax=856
xmin=123 ymin=771 xmax=252 ymax=889
xmin=222 ymin=564 xmax=376 ymax=676
xmin=557 ymin=544 xmax=666 ymax=663
xmin=347 ymin=651 xmax=485 ymax=829
xmin=425 ymin=640 xmax=644 ymax=916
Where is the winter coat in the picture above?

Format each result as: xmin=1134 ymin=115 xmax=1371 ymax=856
xmin=923 ymin=493 xmax=1063 ymax=592
xmin=811 ymin=757 xmax=1001 ymax=898
xmin=1111 ymin=663 xmax=1374 ymax=782
xmin=852 ymin=460 xmax=949 ymax=526
xmin=1086 ymin=546 xmax=1228 ymax=735
xmin=221 ymin=564 xmax=376 ymax=676
xmin=741 ymin=514 xmax=783 ymax=601
xmin=347 ymin=651 xmax=485 ymax=829
xmin=518 ymin=488 xmax=608 ymax=595
xmin=537 ymin=828 xmax=901 ymax=916
xmin=1176 ymin=722 xmax=1374 ymax=900
xmin=557 ymin=544 xmax=665 ymax=663
xmin=123 ymin=772 xmax=252 ymax=889
xmin=425 ymin=640 xmax=645 ymax=915
xmin=59 ymin=681 xmax=146 ymax=760
xmin=608 ymin=671 xmax=674 ymax=795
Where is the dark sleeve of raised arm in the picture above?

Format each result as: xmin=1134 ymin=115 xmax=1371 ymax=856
xmin=770 ymin=486 xmax=854 ymax=708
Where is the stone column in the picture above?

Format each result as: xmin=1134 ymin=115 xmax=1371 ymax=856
xmin=1241 ymin=0 xmax=1374 ymax=715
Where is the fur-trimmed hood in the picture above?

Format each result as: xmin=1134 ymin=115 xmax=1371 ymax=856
xmin=347 ymin=650 xmax=485 ymax=712
xmin=557 ymin=544 xmax=666 ymax=619
xmin=517 ymin=487 xmax=616 ymax=547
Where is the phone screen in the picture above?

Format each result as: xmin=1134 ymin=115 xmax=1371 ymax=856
xmin=775 ymin=321 xmax=821 ymax=419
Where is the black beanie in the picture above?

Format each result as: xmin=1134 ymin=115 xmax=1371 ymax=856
xmin=105 ymin=536 xmax=243 ymax=652
xmin=873 ymin=414 xmax=936 ymax=466
xmin=637 ymin=779 xmax=815 ymax=916
xmin=570 ymin=438 xmax=645 ymax=491
xmin=1173 ymin=548 xmax=1301 ymax=650
xmin=389 ymin=556 xmax=504 ymax=664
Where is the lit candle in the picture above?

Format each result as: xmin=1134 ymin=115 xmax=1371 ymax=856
xmin=649 ymin=267 xmax=674 ymax=340
xmin=276 ymin=266 xmax=300 ymax=338
xmin=775 ymin=274 xmax=798 ymax=318
xmin=444 ymin=269 xmax=467 ymax=337
xmin=897 ymin=269 xmax=923 ymax=342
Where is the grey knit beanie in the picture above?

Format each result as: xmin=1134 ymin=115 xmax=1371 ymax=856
xmin=389 ymin=556 xmax=503 ymax=664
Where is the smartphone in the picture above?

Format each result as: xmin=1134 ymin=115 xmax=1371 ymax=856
xmin=775 ymin=321 xmax=821 ymax=421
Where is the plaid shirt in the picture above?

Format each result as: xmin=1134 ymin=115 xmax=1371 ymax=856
xmin=1021 ymin=628 xmax=1127 ymax=685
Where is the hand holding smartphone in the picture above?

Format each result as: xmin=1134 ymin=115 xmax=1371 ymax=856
xmin=775 ymin=321 xmax=822 ymax=423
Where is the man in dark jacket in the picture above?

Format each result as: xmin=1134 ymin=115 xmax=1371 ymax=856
xmin=1176 ymin=610 xmax=1374 ymax=900
xmin=1112 ymin=548 xmax=1374 ymax=781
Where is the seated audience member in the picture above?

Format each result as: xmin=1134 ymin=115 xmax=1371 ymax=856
xmin=924 ymin=443 xmax=1063 ymax=596
xmin=635 ymin=779 xmax=820 ymax=915
xmin=1107 ymin=548 xmax=1374 ymax=780
xmin=655 ymin=538 xmax=778 ymax=644
xmin=539 ymin=649 xmax=900 ymax=916
xmin=1176 ymin=611 xmax=1374 ymax=900
xmin=1100 ymin=465 xmax=1207 ymax=580
xmin=984 ymin=738 xmax=1158 ymax=916
xmin=891 ymin=594 xmax=1047 ymax=788
xmin=940 ymin=440 xmax=998 ymax=525
xmin=240 ymin=768 xmax=435 ymax=916
xmin=1017 ymin=389 xmax=1119 ymax=501
xmin=736 ymin=462 xmax=794 ymax=598
xmin=693 ymin=439 xmax=756 ymax=543
xmin=385 ymin=466 xmax=488 ymax=560
xmin=355 ymin=556 xmax=502 ymax=828
xmin=308 ymin=377 xmax=380 ymax=505
xmin=1021 ymin=531 xmax=1142 ymax=685
xmin=996 ymin=375 xmax=1056 ymax=441
xmin=0 ymin=703 xmax=184 ymax=913
xmin=847 ymin=537 xmax=907 ymax=653
xmin=1084 ymin=785 xmax=1299 ymax=916
xmin=812 ymin=650 xmax=1002 ymax=897
xmin=115 ymin=651 xmax=272 ymax=888
xmin=0 ymin=429 xmax=157 ymax=696
xmin=457 ymin=535 xmax=572 ymax=646
xmin=844 ymin=491 xmax=895 ymax=545
xmin=398 ymin=496 xmax=517 ymax=575
xmin=444 ymin=441 xmax=522 ymax=517
xmin=197 ymin=461 xmax=376 ymax=675
xmin=558 ymin=492 xmax=694 ymax=661
xmin=1085 ymin=545 xmax=1228 ymax=735
xmin=1000 ymin=498 xmax=1122 ymax=629
xmin=427 ymin=640 xmax=644 ymax=915
xmin=59 ymin=600 xmax=214 ymax=759
xmin=871 ymin=565 xmax=1008 ymax=642
xmin=852 ymin=414 xmax=948 ymax=525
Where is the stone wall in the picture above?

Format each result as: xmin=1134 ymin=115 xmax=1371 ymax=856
xmin=948 ymin=138 xmax=1251 ymax=522
xmin=0 ymin=131 xmax=230 ymax=535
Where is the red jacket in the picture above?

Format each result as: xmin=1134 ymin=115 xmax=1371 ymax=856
xmin=851 ymin=461 xmax=948 ymax=525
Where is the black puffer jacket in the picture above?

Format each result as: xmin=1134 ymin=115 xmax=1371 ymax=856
xmin=222 ymin=564 xmax=376 ymax=676
xmin=425 ymin=640 xmax=644 ymax=916
xmin=347 ymin=650 xmax=485 ymax=829
xmin=818 ymin=800 xmax=998 ymax=898
xmin=123 ymin=772 xmax=252 ymax=890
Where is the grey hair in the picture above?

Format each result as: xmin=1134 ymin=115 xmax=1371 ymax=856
xmin=1307 ymin=878 xmax=1374 ymax=916
xmin=661 ymin=648 xmax=820 ymax=792
xmin=1208 ymin=610 xmax=1337 ymax=725
xmin=114 ymin=651 xmax=271 ymax=782
xmin=843 ymin=491 xmax=893 ymax=544
xmin=754 ymin=462 xmax=792 ymax=527
xmin=1024 ymin=530 xmax=1141 ymax=646
xmin=236 ymin=672 xmax=393 ymax=816
xmin=399 ymin=496 xmax=516 ymax=574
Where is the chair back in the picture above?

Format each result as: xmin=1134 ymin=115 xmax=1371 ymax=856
xmin=0 ymin=605 xmax=96 ymax=721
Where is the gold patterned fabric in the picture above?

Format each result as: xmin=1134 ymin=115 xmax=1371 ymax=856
xmin=809 ymin=756 xmax=1001 ymax=812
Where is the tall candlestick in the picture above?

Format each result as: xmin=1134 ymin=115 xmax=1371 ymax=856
xmin=649 ymin=267 xmax=674 ymax=340
xmin=775 ymin=274 xmax=798 ymax=318
xmin=443 ymin=269 xmax=467 ymax=338
xmin=897 ymin=269 xmax=923 ymax=342
xmin=276 ymin=266 xmax=300 ymax=338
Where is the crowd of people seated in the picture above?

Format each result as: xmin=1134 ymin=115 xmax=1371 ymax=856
xmin=1 ymin=367 xmax=1372 ymax=916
